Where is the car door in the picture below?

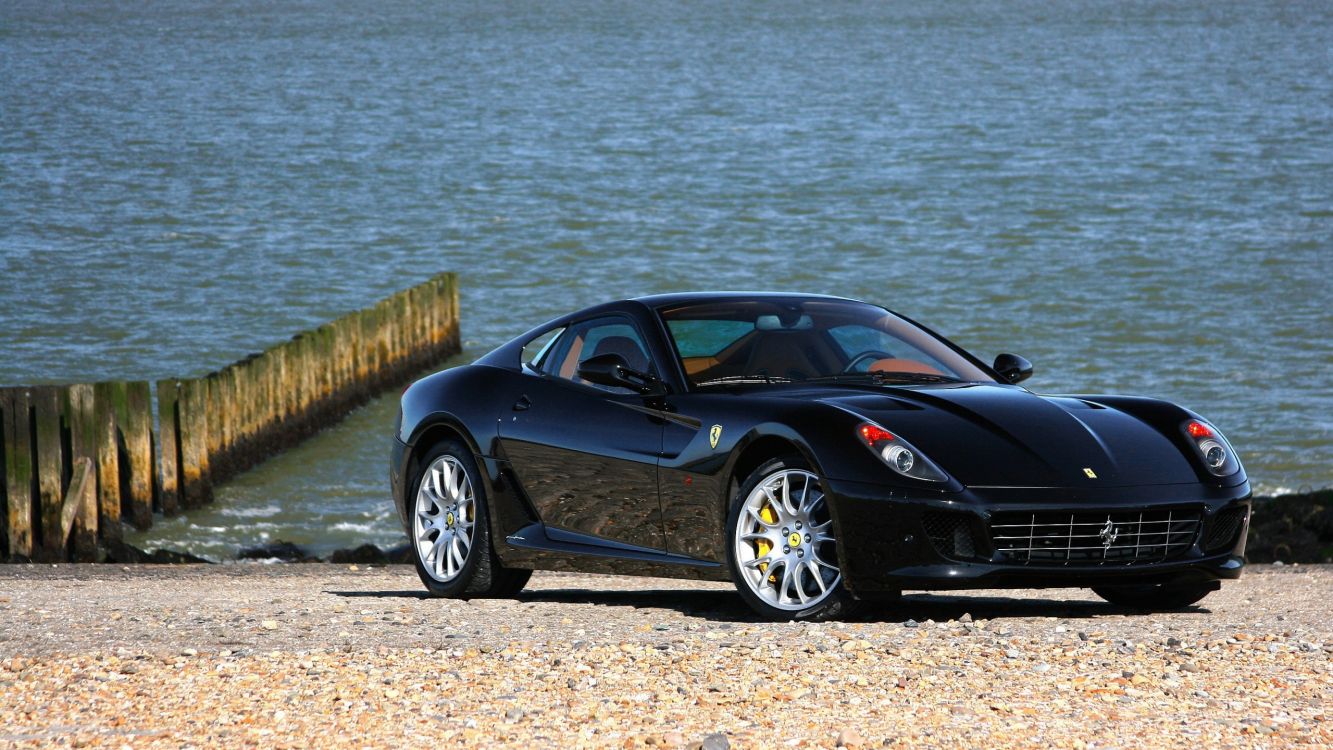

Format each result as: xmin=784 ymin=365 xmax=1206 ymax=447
xmin=497 ymin=314 xmax=667 ymax=551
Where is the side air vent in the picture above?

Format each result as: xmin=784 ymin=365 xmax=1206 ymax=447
xmin=1202 ymin=507 xmax=1248 ymax=553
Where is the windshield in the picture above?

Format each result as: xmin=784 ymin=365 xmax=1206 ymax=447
xmin=658 ymin=298 xmax=994 ymax=388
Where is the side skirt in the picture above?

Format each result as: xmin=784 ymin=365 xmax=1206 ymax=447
xmin=502 ymin=524 xmax=731 ymax=583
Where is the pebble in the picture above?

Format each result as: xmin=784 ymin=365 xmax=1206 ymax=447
xmin=836 ymin=727 xmax=866 ymax=747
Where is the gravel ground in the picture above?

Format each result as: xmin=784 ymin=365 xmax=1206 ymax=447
xmin=0 ymin=564 xmax=1329 ymax=749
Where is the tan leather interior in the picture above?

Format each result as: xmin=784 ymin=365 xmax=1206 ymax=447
xmin=868 ymin=357 xmax=944 ymax=375
xmin=558 ymin=335 xmax=585 ymax=379
xmin=681 ymin=356 xmax=721 ymax=376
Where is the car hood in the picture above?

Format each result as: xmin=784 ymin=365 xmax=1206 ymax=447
xmin=810 ymin=383 xmax=1199 ymax=488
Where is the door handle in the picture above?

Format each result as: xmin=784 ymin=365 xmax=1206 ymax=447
xmin=513 ymin=395 xmax=531 ymax=411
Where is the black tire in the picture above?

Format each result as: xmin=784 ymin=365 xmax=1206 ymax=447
xmin=1091 ymin=582 xmax=1215 ymax=610
xmin=408 ymin=440 xmax=532 ymax=598
xmin=725 ymin=455 xmax=859 ymax=622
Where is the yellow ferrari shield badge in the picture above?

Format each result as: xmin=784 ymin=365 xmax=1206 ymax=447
xmin=709 ymin=424 xmax=723 ymax=450
xmin=1083 ymin=468 xmax=1097 ymax=479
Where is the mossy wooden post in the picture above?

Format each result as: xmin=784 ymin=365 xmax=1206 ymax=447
xmin=207 ymin=371 xmax=228 ymax=482
xmin=220 ymin=368 xmax=234 ymax=474
xmin=65 ymin=384 xmax=99 ymax=560
xmin=122 ymin=382 xmax=153 ymax=530
xmin=178 ymin=379 xmax=212 ymax=508
xmin=234 ymin=358 xmax=251 ymax=468
xmin=3 ymin=389 xmax=35 ymax=560
xmin=155 ymin=379 xmax=181 ymax=516
xmin=32 ymin=387 xmax=65 ymax=560
xmin=93 ymin=381 xmax=125 ymax=547
xmin=299 ymin=331 xmax=315 ymax=424
xmin=319 ymin=324 xmax=336 ymax=406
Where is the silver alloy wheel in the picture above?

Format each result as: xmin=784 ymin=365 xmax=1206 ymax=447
xmin=733 ymin=468 xmax=840 ymax=611
xmin=413 ymin=455 xmax=476 ymax=583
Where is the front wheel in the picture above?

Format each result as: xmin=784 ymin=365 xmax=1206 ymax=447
xmin=1091 ymin=582 xmax=1216 ymax=610
xmin=726 ymin=456 xmax=858 ymax=621
xmin=409 ymin=440 xmax=531 ymax=598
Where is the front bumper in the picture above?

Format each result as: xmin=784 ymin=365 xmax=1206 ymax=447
xmin=824 ymin=477 xmax=1251 ymax=597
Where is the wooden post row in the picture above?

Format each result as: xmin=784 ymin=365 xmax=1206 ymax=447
xmin=0 ymin=272 xmax=459 ymax=562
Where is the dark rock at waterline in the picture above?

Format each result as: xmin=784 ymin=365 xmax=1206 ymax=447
xmin=327 ymin=544 xmax=388 ymax=564
xmin=326 ymin=543 xmax=412 ymax=565
xmin=237 ymin=541 xmax=318 ymax=563
xmin=1246 ymin=489 xmax=1333 ymax=564
xmin=102 ymin=540 xmax=213 ymax=565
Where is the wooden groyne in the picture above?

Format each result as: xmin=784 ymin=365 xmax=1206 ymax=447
xmin=0 ymin=272 xmax=460 ymax=563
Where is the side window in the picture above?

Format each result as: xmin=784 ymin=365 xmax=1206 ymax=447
xmin=546 ymin=316 xmax=655 ymax=394
xmin=521 ymin=327 xmax=564 ymax=373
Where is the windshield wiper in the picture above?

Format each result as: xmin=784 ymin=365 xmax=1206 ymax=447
xmin=693 ymin=374 xmax=794 ymax=387
xmin=804 ymin=372 xmax=963 ymax=386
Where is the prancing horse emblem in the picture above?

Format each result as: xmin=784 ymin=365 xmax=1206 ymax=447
xmin=1083 ymin=467 xmax=1097 ymax=479
xmin=1099 ymin=519 xmax=1119 ymax=549
xmin=709 ymin=424 xmax=723 ymax=450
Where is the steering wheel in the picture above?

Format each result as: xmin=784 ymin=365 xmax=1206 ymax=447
xmin=843 ymin=351 xmax=895 ymax=374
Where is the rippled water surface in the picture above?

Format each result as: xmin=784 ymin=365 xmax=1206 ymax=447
xmin=3 ymin=0 xmax=1330 ymax=558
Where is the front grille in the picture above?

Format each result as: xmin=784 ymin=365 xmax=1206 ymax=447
xmin=990 ymin=509 xmax=1201 ymax=566
xmin=922 ymin=511 xmax=981 ymax=561
xmin=1203 ymin=507 xmax=1248 ymax=553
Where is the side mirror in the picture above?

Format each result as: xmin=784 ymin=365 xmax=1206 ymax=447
xmin=576 ymin=353 xmax=666 ymax=396
xmin=993 ymin=353 xmax=1033 ymax=385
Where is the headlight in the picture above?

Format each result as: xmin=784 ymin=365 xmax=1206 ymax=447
xmin=857 ymin=423 xmax=949 ymax=483
xmin=1182 ymin=420 xmax=1240 ymax=477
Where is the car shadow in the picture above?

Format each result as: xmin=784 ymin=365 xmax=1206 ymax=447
xmin=325 ymin=587 xmax=1208 ymax=622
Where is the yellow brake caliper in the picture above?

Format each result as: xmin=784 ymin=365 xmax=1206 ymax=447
xmin=756 ymin=503 xmax=778 ymax=582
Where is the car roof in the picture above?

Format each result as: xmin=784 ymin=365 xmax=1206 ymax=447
xmin=630 ymin=291 xmax=858 ymax=309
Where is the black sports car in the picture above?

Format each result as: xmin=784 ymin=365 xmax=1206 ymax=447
xmin=390 ymin=293 xmax=1250 ymax=620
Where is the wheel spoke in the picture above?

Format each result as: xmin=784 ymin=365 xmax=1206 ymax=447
xmin=812 ymin=556 xmax=839 ymax=572
xmin=806 ymin=493 xmax=825 ymax=517
xmin=449 ymin=536 xmax=465 ymax=573
xmin=745 ymin=505 xmax=777 ymax=529
xmin=433 ymin=537 xmax=447 ymax=578
xmin=805 ymin=560 xmax=827 ymax=594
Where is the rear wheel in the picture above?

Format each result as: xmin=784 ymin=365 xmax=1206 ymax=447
xmin=1092 ymin=582 xmax=1216 ymax=610
xmin=410 ymin=441 xmax=531 ymax=598
xmin=727 ymin=456 xmax=858 ymax=621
